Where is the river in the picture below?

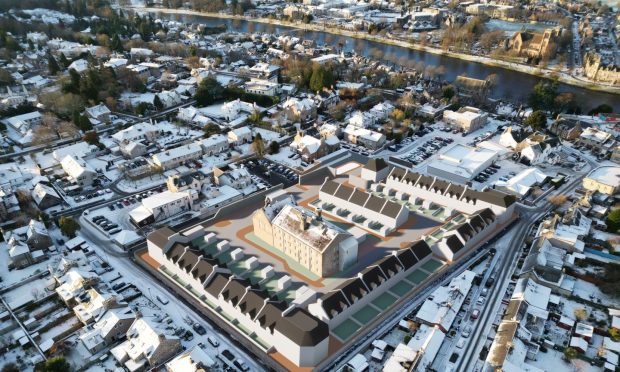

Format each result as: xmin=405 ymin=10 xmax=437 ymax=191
xmin=153 ymin=11 xmax=619 ymax=112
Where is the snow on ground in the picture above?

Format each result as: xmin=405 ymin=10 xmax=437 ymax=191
xmin=0 ymin=243 xmax=57 ymax=288
xmin=527 ymin=348 xmax=600 ymax=372
xmin=573 ymin=279 xmax=620 ymax=308
xmin=2 ymin=276 xmax=55 ymax=309
xmin=558 ymin=297 xmax=608 ymax=325
xmin=266 ymin=146 xmax=301 ymax=168
xmin=116 ymin=173 xmax=167 ymax=193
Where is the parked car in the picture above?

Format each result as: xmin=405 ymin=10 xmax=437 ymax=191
xmin=192 ymin=323 xmax=207 ymax=335
xmin=470 ymin=309 xmax=480 ymax=320
xmin=208 ymin=336 xmax=220 ymax=348
xmin=156 ymin=295 xmax=169 ymax=305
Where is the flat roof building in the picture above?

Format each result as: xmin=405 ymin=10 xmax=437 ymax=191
xmin=427 ymin=144 xmax=498 ymax=183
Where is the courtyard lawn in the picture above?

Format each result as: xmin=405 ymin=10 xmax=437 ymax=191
xmin=407 ymin=270 xmax=429 ymax=285
xmin=352 ymin=305 xmax=380 ymax=324
xmin=372 ymin=292 xmax=397 ymax=310
xmin=333 ymin=318 xmax=361 ymax=341
xmin=421 ymin=259 xmax=443 ymax=273
xmin=389 ymin=281 xmax=413 ymax=297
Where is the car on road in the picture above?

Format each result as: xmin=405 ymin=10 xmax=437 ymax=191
xmin=208 ymin=336 xmax=220 ymax=347
xmin=192 ymin=323 xmax=207 ymax=335
xmin=156 ymin=295 xmax=169 ymax=305
xmin=470 ymin=309 xmax=480 ymax=320
xmin=455 ymin=338 xmax=466 ymax=349
xmin=234 ymin=360 xmax=250 ymax=371
xmin=462 ymin=325 xmax=472 ymax=337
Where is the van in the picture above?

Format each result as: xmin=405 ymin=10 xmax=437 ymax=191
xmin=207 ymin=336 xmax=220 ymax=347
xmin=456 ymin=338 xmax=466 ymax=349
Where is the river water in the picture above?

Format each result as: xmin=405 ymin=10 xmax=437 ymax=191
xmin=154 ymin=12 xmax=619 ymax=112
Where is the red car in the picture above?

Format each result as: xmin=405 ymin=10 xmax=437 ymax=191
xmin=470 ymin=309 xmax=480 ymax=320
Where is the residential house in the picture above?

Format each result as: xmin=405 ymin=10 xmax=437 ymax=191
xmin=343 ymin=125 xmax=386 ymax=150
xmin=578 ymin=127 xmax=616 ymax=154
xmin=282 ymin=97 xmax=317 ymax=121
xmin=213 ymin=166 xmax=253 ymax=191
xmin=61 ymin=155 xmax=98 ymax=187
xmin=80 ymin=307 xmax=136 ymax=354
xmin=166 ymin=172 xmax=207 ymax=193
xmin=129 ymin=190 xmax=198 ymax=227
xmin=31 ymin=183 xmax=62 ymax=209
xmin=197 ymin=134 xmax=228 ymax=156
xmin=85 ymin=103 xmax=112 ymax=125
xmin=290 ymin=132 xmax=339 ymax=162
xmin=110 ymin=317 xmax=182 ymax=372
xmin=151 ymin=143 xmax=203 ymax=170
xmin=227 ymin=127 xmax=252 ymax=145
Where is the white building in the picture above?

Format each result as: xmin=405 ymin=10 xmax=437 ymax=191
xmin=3 ymin=111 xmax=42 ymax=135
xmin=427 ymin=144 xmax=498 ymax=183
xmin=129 ymin=190 xmax=197 ymax=226
xmin=244 ymin=78 xmax=279 ymax=96
xmin=349 ymin=110 xmax=376 ymax=128
xmin=197 ymin=134 xmax=228 ymax=156
xmin=60 ymin=155 xmax=97 ymax=187
xmin=165 ymin=346 xmax=215 ymax=372
xmin=319 ymin=179 xmax=409 ymax=236
xmin=343 ymin=125 xmax=386 ymax=150
xmin=583 ymin=165 xmax=620 ymax=195
xmin=385 ymin=167 xmax=516 ymax=221
xmin=112 ymin=122 xmax=158 ymax=143
xmin=442 ymin=106 xmax=488 ymax=133
xmin=227 ymin=126 xmax=252 ymax=145
xmin=152 ymin=143 xmax=203 ymax=170
xmin=110 ymin=317 xmax=181 ymax=372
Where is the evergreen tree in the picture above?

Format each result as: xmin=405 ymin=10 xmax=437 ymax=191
xmin=59 ymin=53 xmax=70 ymax=68
xmin=47 ymin=54 xmax=60 ymax=75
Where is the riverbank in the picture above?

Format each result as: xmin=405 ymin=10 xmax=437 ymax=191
xmin=133 ymin=6 xmax=620 ymax=96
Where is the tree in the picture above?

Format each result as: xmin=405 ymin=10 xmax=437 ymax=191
xmin=252 ymin=132 xmax=265 ymax=158
xmin=548 ymin=194 xmax=568 ymax=206
xmin=2 ymin=363 xmax=19 ymax=372
xmin=588 ymin=104 xmax=613 ymax=116
xmin=442 ymin=85 xmax=455 ymax=100
xmin=203 ymin=123 xmax=221 ymax=137
xmin=607 ymin=209 xmax=620 ymax=233
xmin=269 ymin=140 xmax=280 ymax=154
xmin=524 ymin=110 xmax=548 ymax=130
xmin=528 ymin=81 xmax=559 ymax=112
xmin=195 ymin=76 xmax=223 ymax=106
xmin=48 ymin=53 xmax=60 ymax=75
xmin=309 ymin=64 xmax=334 ymax=92
xmin=153 ymin=94 xmax=163 ymax=110
xmin=610 ymin=327 xmax=620 ymax=341
xmin=58 ymin=53 xmax=70 ymax=68
xmin=574 ymin=308 xmax=587 ymax=321
xmin=58 ymin=216 xmax=80 ymax=238
xmin=563 ymin=347 xmax=578 ymax=360
xmin=83 ymin=131 xmax=99 ymax=145
xmin=35 ymin=356 xmax=71 ymax=372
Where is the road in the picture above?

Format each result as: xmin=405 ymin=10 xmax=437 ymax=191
xmin=77 ymin=217 xmax=262 ymax=371
xmin=456 ymin=163 xmax=590 ymax=371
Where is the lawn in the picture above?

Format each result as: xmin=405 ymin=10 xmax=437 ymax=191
xmin=407 ymin=270 xmax=428 ymax=285
xmin=352 ymin=306 xmax=380 ymax=324
xmin=372 ymin=292 xmax=397 ymax=310
xmin=389 ymin=281 xmax=412 ymax=297
xmin=421 ymin=259 xmax=443 ymax=273
xmin=332 ymin=318 xmax=361 ymax=341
